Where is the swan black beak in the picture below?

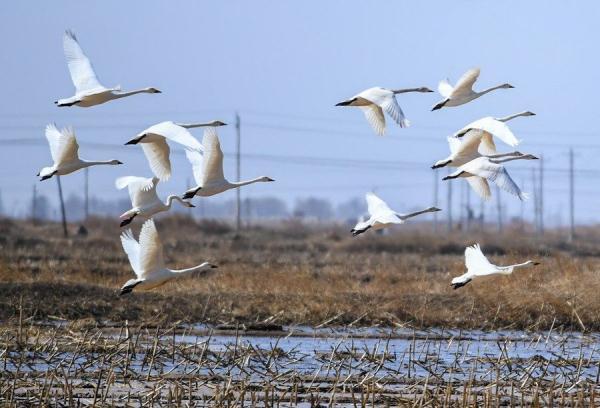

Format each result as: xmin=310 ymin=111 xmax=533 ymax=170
xmin=442 ymin=176 xmax=451 ymax=181
xmin=116 ymin=161 xmax=124 ymax=165
xmin=210 ymin=264 xmax=218 ymax=269
xmin=533 ymin=262 xmax=541 ymax=266
xmin=266 ymin=177 xmax=275 ymax=182
xmin=188 ymin=203 xmax=196 ymax=208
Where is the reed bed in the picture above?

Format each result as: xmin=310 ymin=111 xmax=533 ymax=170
xmin=0 ymin=322 xmax=599 ymax=406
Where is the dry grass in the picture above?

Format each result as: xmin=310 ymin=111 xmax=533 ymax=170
xmin=1 ymin=215 xmax=600 ymax=330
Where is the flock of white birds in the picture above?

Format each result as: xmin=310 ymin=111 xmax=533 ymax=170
xmin=39 ymin=31 xmax=539 ymax=294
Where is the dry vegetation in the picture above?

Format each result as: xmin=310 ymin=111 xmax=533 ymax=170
xmin=1 ymin=215 xmax=600 ymax=331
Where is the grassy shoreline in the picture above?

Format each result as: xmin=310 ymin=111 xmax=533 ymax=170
xmin=1 ymin=216 xmax=599 ymax=331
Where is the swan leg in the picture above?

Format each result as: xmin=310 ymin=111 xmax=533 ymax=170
xmin=432 ymin=160 xmax=452 ymax=169
xmin=442 ymin=171 xmax=465 ymax=181
xmin=432 ymin=99 xmax=450 ymax=111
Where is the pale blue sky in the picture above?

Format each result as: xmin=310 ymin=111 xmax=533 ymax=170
xmin=0 ymin=1 xmax=598 ymax=224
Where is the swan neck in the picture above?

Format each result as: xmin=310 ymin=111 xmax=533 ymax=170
xmin=171 ymin=264 xmax=207 ymax=274
xmin=392 ymin=87 xmax=423 ymax=94
xmin=498 ymin=112 xmax=527 ymax=122
xmin=230 ymin=177 xmax=264 ymax=187
xmin=164 ymin=195 xmax=186 ymax=208
xmin=81 ymin=160 xmax=115 ymax=167
xmin=113 ymin=88 xmax=152 ymax=98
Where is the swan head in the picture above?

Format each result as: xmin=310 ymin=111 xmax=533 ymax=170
xmin=521 ymin=154 xmax=539 ymax=160
xmin=110 ymin=160 xmax=124 ymax=165
xmin=522 ymin=111 xmax=536 ymax=116
xmin=182 ymin=200 xmax=195 ymax=208
xmin=336 ymin=98 xmax=357 ymax=107
xmin=416 ymin=87 xmax=434 ymax=93
xmin=200 ymin=262 xmax=218 ymax=270
xmin=146 ymin=87 xmax=161 ymax=93
xmin=500 ymin=83 xmax=514 ymax=89
xmin=261 ymin=177 xmax=275 ymax=182
xmin=524 ymin=260 xmax=541 ymax=266
xmin=426 ymin=207 xmax=442 ymax=213
xmin=208 ymin=120 xmax=227 ymax=127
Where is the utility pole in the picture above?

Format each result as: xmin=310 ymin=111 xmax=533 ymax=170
xmin=532 ymin=168 xmax=539 ymax=235
xmin=496 ymin=186 xmax=502 ymax=233
xmin=433 ymin=169 xmax=438 ymax=232
xmin=539 ymin=155 xmax=544 ymax=235
xmin=84 ymin=168 xmax=89 ymax=220
xmin=459 ymin=182 xmax=465 ymax=229
xmin=32 ymin=184 xmax=37 ymax=225
xmin=56 ymin=176 xmax=68 ymax=237
xmin=479 ymin=197 xmax=484 ymax=231
xmin=446 ymin=169 xmax=452 ymax=232
xmin=569 ymin=148 xmax=575 ymax=242
xmin=235 ymin=112 xmax=241 ymax=231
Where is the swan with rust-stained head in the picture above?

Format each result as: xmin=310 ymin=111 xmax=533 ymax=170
xmin=55 ymin=30 xmax=161 ymax=107
xmin=336 ymin=86 xmax=433 ymax=135
xmin=120 ymin=219 xmax=217 ymax=295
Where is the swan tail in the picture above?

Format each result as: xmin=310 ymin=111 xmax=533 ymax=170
xmin=400 ymin=118 xmax=410 ymax=128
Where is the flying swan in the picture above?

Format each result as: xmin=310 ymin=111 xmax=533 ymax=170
xmin=182 ymin=127 xmax=274 ymax=199
xmin=432 ymin=68 xmax=513 ymax=110
xmin=120 ymin=219 xmax=217 ymax=295
xmin=451 ymin=244 xmax=539 ymax=289
xmin=442 ymin=154 xmax=538 ymax=201
xmin=125 ymin=120 xmax=226 ymax=181
xmin=336 ymin=86 xmax=433 ymax=135
xmin=351 ymin=192 xmax=441 ymax=236
xmin=116 ymin=176 xmax=195 ymax=227
xmin=55 ymin=30 xmax=161 ymax=107
xmin=38 ymin=124 xmax=122 ymax=181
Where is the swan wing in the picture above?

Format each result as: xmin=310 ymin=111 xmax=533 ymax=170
xmin=46 ymin=124 xmax=79 ymax=165
xmin=465 ymin=176 xmax=491 ymax=201
xmin=438 ymin=79 xmax=453 ymax=98
xmin=450 ymin=131 xmax=482 ymax=162
xmin=185 ymin=149 xmax=204 ymax=186
xmin=374 ymin=212 xmax=403 ymax=226
xmin=478 ymin=132 xmax=497 ymax=156
xmin=144 ymin=121 xmax=204 ymax=152
xmin=450 ymin=68 xmax=480 ymax=98
xmin=379 ymin=95 xmax=409 ymax=128
xmin=120 ymin=228 xmax=142 ymax=278
xmin=365 ymin=192 xmax=393 ymax=216
xmin=359 ymin=105 xmax=386 ymax=136
xmin=465 ymin=244 xmax=495 ymax=275
xmin=115 ymin=176 xmax=159 ymax=207
xmin=201 ymin=127 xmax=226 ymax=184
xmin=63 ymin=30 xmax=105 ymax=94
xmin=465 ymin=117 xmax=520 ymax=147
xmin=141 ymin=139 xmax=171 ymax=181
xmin=138 ymin=219 xmax=165 ymax=277
xmin=467 ymin=159 xmax=526 ymax=199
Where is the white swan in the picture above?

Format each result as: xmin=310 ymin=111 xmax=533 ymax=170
xmin=432 ymin=68 xmax=513 ymax=110
xmin=116 ymin=176 xmax=195 ymax=227
xmin=442 ymin=154 xmax=538 ymax=201
xmin=125 ymin=120 xmax=226 ymax=181
xmin=55 ymin=30 xmax=161 ymax=107
xmin=454 ymin=111 xmax=535 ymax=145
xmin=38 ymin=124 xmax=122 ymax=181
xmin=432 ymin=131 xmax=527 ymax=200
xmin=351 ymin=192 xmax=441 ymax=236
xmin=182 ymin=127 xmax=274 ymax=199
xmin=451 ymin=244 xmax=539 ymax=289
xmin=336 ymin=87 xmax=433 ymax=135
xmin=120 ymin=219 xmax=217 ymax=295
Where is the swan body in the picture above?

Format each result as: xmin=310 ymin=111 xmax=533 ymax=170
xmin=55 ymin=30 xmax=161 ymax=107
xmin=451 ymin=244 xmax=539 ymax=289
xmin=38 ymin=124 xmax=122 ymax=180
xmin=182 ymin=127 xmax=274 ymax=199
xmin=125 ymin=120 xmax=226 ymax=181
xmin=454 ymin=111 xmax=535 ymax=143
xmin=120 ymin=219 xmax=217 ymax=294
xmin=432 ymin=68 xmax=513 ymax=110
xmin=351 ymin=192 xmax=441 ymax=236
xmin=336 ymin=86 xmax=433 ymax=135
xmin=442 ymin=155 xmax=538 ymax=201
xmin=116 ymin=176 xmax=195 ymax=227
